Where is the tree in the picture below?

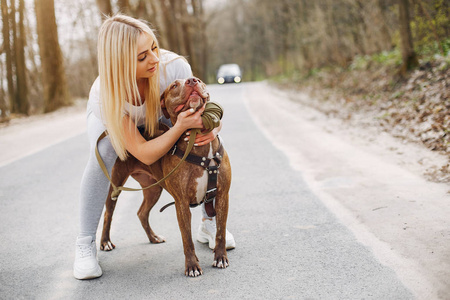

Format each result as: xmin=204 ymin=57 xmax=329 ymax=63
xmin=35 ymin=0 xmax=71 ymax=112
xmin=398 ymin=0 xmax=419 ymax=74
xmin=192 ymin=0 xmax=208 ymax=79
xmin=14 ymin=0 xmax=29 ymax=114
xmin=1 ymin=0 xmax=15 ymax=114
xmin=96 ymin=0 xmax=113 ymax=18
xmin=414 ymin=0 xmax=448 ymax=56
xmin=0 ymin=59 xmax=9 ymax=121
xmin=117 ymin=0 xmax=130 ymax=14
xmin=158 ymin=0 xmax=183 ymax=54
xmin=157 ymin=0 xmax=200 ymax=74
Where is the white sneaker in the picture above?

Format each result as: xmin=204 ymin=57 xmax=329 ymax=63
xmin=73 ymin=236 xmax=102 ymax=280
xmin=197 ymin=218 xmax=236 ymax=250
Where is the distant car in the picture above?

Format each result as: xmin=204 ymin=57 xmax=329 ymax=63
xmin=216 ymin=64 xmax=242 ymax=84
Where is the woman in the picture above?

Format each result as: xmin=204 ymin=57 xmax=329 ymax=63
xmin=74 ymin=14 xmax=235 ymax=280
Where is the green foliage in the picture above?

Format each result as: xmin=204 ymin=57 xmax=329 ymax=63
xmin=350 ymin=49 xmax=403 ymax=71
xmin=372 ymin=49 xmax=403 ymax=66
xmin=306 ymin=68 xmax=321 ymax=78
xmin=349 ymin=55 xmax=371 ymax=70
xmin=411 ymin=0 xmax=450 ymax=55
xmin=271 ymin=70 xmax=303 ymax=84
xmin=416 ymin=37 xmax=450 ymax=57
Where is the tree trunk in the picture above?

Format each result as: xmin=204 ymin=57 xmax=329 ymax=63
xmin=117 ymin=0 xmax=130 ymax=15
xmin=96 ymin=0 xmax=113 ymax=19
xmin=24 ymin=9 xmax=42 ymax=113
xmin=377 ymin=0 xmax=393 ymax=51
xmin=192 ymin=0 xmax=208 ymax=80
xmin=416 ymin=0 xmax=445 ymax=55
xmin=14 ymin=0 xmax=29 ymax=115
xmin=35 ymin=0 xmax=72 ymax=113
xmin=158 ymin=0 xmax=182 ymax=53
xmin=179 ymin=0 xmax=195 ymax=73
xmin=147 ymin=0 xmax=159 ymax=23
xmin=0 ymin=59 xmax=9 ymax=121
xmin=398 ymin=0 xmax=418 ymax=74
xmin=133 ymin=0 xmax=149 ymax=20
xmin=280 ymin=0 xmax=291 ymax=73
xmin=1 ymin=0 xmax=15 ymax=114
xmin=171 ymin=0 xmax=185 ymax=54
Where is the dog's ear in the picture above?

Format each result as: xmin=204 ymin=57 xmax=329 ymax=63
xmin=160 ymin=92 xmax=170 ymax=119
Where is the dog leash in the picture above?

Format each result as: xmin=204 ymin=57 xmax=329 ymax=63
xmin=95 ymin=102 xmax=223 ymax=201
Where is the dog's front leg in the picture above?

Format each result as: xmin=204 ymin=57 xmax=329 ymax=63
xmin=213 ymin=153 xmax=232 ymax=269
xmin=101 ymin=184 xmax=118 ymax=251
xmin=213 ymin=191 xmax=229 ymax=269
xmin=174 ymin=198 xmax=202 ymax=277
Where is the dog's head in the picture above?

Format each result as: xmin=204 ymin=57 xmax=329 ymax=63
xmin=160 ymin=77 xmax=210 ymax=125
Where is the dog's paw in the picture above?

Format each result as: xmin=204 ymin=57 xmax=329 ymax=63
xmin=185 ymin=265 xmax=203 ymax=277
xmin=212 ymin=255 xmax=229 ymax=269
xmin=100 ymin=240 xmax=115 ymax=251
xmin=150 ymin=234 xmax=166 ymax=244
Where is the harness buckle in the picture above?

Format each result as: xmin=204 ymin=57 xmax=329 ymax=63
xmin=205 ymin=188 xmax=217 ymax=203
xmin=206 ymin=187 xmax=217 ymax=194
xmin=171 ymin=145 xmax=177 ymax=155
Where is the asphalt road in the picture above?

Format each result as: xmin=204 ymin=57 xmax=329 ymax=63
xmin=0 ymin=83 xmax=413 ymax=299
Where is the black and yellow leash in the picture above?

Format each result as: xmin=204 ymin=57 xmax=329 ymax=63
xmin=95 ymin=102 xmax=223 ymax=201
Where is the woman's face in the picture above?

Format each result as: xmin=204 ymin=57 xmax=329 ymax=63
xmin=136 ymin=33 xmax=159 ymax=80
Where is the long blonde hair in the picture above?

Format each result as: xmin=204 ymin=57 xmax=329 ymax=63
xmin=98 ymin=14 xmax=160 ymax=160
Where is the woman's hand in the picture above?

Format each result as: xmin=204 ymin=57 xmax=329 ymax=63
xmin=184 ymin=121 xmax=222 ymax=146
xmin=174 ymin=105 xmax=205 ymax=132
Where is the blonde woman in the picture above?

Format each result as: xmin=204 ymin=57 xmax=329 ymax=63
xmin=74 ymin=14 xmax=235 ymax=280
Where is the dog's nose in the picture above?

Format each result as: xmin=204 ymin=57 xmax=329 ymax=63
xmin=186 ymin=78 xmax=198 ymax=87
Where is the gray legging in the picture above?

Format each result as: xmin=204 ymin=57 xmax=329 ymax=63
xmin=78 ymin=110 xmax=209 ymax=240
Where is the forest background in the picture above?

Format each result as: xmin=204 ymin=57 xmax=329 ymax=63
xmin=0 ymin=0 xmax=449 ymax=180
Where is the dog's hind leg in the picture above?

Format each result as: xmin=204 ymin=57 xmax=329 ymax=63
xmin=100 ymin=161 xmax=129 ymax=251
xmin=132 ymin=172 xmax=166 ymax=244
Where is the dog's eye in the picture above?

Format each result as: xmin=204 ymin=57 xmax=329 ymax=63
xmin=171 ymin=84 xmax=177 ymax=90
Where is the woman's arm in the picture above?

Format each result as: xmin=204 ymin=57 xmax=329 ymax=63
xmin=123 ymin=107 xmax=204 ymax=165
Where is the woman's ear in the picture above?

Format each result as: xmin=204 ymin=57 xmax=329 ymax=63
xmin=160 ymin=93 xmax=170 ymax=119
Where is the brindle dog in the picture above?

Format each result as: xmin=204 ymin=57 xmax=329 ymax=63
xmin=100 ymin=77 xmax=231 ymax=277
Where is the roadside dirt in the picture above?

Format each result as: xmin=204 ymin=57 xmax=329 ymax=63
xmin=245 ymin=82 xmax=450 ymax=300
xmin=0 ymin=99 xmax=86 ymax=167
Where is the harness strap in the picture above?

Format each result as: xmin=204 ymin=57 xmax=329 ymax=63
xmin=204 ymin=165 xmax=219 ymax=217
xmin=169 ymin=137 xmax=224 ymax=217
xmin=170 ymin=139 xmax=224 ymax=167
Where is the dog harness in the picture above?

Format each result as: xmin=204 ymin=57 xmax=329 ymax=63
xmin=159 ymin=136 xmax=225 ymax=217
